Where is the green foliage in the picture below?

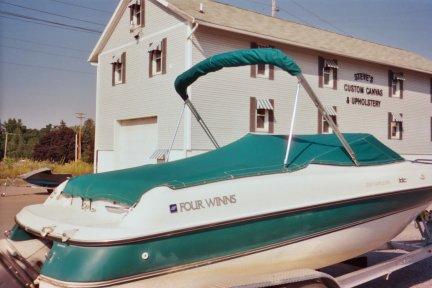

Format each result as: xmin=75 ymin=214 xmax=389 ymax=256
xmin=81 ymin=119 xmax=95 ymax=163
xmin=0 ymin=159 xmax=93 ymax=179
xmin=33 ymin=122 xmax=76 ymax=163
xmin=0 ymin=118 xmax=94 ymax=164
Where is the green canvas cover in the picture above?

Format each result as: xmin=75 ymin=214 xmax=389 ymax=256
xmin=175 ymin=48 xmax=302 ymax=100
xmin=63 ymin=133 xmax=403 ymax=206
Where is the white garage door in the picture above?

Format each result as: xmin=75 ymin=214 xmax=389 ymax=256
xmin=116 ymin=117 xmax=158 ymax=169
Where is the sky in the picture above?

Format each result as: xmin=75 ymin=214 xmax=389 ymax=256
xmin=0 ymin=0 xmax=431 ymax=129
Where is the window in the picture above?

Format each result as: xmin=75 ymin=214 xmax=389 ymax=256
xmin=319 ymin=106 xmax=337 ymax=134
xmin=153 ymin=50 xmax=162 ymax=74
xmin=256 ymin=108 xmax=269 ymax=132
xmin=389 ymin=71 xmax=404 ymax=98
xmin=323 ymin=115 xmax=337 ymax=134
xmin=111 ymin=52 xmax=126 ymax=86
xmin=318 ymin=57 xmax=338 ymax=89
xmin=114 ymin=62 xmax=122 ymax=84
xmin=149 ymin=38 xmax=167 ymax=77
xmin=388 ymin=113 xmax=403 ymax=140
xmin=250 ymin=98 xmax=274 ymax=133
xmin=250 ymin=42 xmax=274 ymax=80
xmin=129 ymin=0 xmax=144 ymax=29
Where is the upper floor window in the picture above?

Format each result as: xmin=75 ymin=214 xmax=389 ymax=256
xmin=111 ymin=52 xmax=126 ymax=86
xmin=318 ymin=57 xmax=338 ymax=90
xmin=388 ymin=112 xmax=403 ymax=140
xmin=250 ymin=42 xmax=274 ymax=80
xmin=129 ymin=0 xmax=144 ymax=30
xmin=319 ymin=106 xmax=337 ymax=134
xmin=148 ymin=38 xmax=167 ymax=77
xmin=250 ymin=97 xmax=274 ymax=133
xmin=388 ymin=71 xmax=404 ymax=98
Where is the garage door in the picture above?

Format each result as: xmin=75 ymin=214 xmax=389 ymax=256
xmin=116 ymin=117 xmax=158 ymax=169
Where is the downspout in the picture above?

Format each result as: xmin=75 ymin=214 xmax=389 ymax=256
xmin=184 ymin=21 xmax=198 ymax=154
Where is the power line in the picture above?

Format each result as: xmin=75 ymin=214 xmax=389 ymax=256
xmin=290 ymin=0 xmax=349 ymax=35
xmin=1 ymin=36 xmax=89 ymax=53
xmin=0 ymin=10 xmax=102 ymax=34
xmin=0 ymin=1 xmax=105 ymax=26
xmin=0 ymin=60 xmax=94 ymax=75
xmin=0 ymin=44 xmax=85 ymax=60
xmin=46 ymin=0 xmax=112 ymax=14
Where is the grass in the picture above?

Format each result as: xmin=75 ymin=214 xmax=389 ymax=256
xmin=0 ymin=158 xmax=93 ymax=180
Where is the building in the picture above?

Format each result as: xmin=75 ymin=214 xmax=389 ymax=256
xmin=88 ymin=0 xmax=432 ymax=172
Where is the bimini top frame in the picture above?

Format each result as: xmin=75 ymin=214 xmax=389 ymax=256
xmin=174 ymin=48 xmax=359 ymax=166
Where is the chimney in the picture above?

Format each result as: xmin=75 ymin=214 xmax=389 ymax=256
xmin=199 ymin=3 xmax=204 ymax=13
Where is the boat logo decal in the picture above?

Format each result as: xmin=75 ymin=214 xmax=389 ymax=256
xmin=170 ymin=194 xmax=237 ymax=214
xmin=399 ymin=177 xmax=407 ymax=183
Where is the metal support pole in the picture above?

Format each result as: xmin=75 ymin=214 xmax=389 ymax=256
xmin=297 ymin=74 xmax=360 ymax=166
xmin=3 ymin=132 xmax=8 ymax=160
xmin=167 ymin=103 xmax=186 ymax=161
xmin=185 ymin=99 xmax=220 ymax=149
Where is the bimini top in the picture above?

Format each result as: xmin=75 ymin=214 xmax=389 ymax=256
xmin=63 ymin=133 xmax=403 ymax=206
xmin=174 ymin=48 xmax=302 ymax=100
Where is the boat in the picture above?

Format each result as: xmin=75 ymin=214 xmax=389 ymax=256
xmin=20 ymin=168 xmax=71 ymax=192
xmin=1 ymin=49 xmax=431 ymax=288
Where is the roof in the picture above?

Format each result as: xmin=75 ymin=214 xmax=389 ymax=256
xmin=63 ymin=133 xmax=403 ymax=205
xmin=89 ymin=0 xmax=432 ymax=75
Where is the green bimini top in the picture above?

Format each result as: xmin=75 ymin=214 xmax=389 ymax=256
xmin=63 ymin=133 xmax=403 ymax=206
xmin=174 ymin=48 xmax=301 ymax=101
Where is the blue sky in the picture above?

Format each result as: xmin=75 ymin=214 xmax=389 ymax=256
xmin=0 ymin=0 xmax=431 ymax=128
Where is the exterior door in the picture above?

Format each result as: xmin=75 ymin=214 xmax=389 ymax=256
xmin=116 ymin=117 xmax=158 ymax=169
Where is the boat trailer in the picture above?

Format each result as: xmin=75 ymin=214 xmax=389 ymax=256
xmin=220 ymin=210 xmax=432 ymax=288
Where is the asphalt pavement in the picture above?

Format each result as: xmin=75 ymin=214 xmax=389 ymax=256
xmin=0 ymin=186 xmax=431 ymax=287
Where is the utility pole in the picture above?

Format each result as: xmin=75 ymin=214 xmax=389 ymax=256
xmin=3 ymin=132 xmax=8 ymax=160
xmin=75 ymin=112 xmax=86 ymax=161
xmin=271 ymin=0 xmax=279 ymax=17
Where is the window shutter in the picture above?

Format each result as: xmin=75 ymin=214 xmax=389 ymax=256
xmin=269 ymin=99 xmax=275 ymax=133
xmin=387 ymin=112 xmax=392 ymax=139
xmin=388 ymin=70 xmax=393 ymax=97
xmin=140 ymin=1 xmax=145 ymax=27
xmin=148 ymin=51 xmax=153 ymax=78
xmin=269 ymin=65 xmax=275 ymax=80
xmin=318 ymin=56 xmax=324 ymax=88
xmin=161 ymin=38 xmax=167 ymax=75
xmin=332 ymin=59 xmax=338 ymax=90
xmin=317 ymin=109 xmax=322 ymax=134
xmin=250 ymin=42 xmax=257 ymax=78
xmin=111 ymin=63 xmax=115 ymax=86
xmin=250 ymin=97 xmax=257 ymax=132
xmin=333 ymin=106 xmax=337 ymax=125
xmin=121 ymin=52 xmax=126 ymax=84
xmin=400 ymin=113 xmax=403 ymax=140
xmin=399 ymin=74 xmax=403 ymax=99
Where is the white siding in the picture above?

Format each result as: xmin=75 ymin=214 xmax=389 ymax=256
xmin=191 ymin=27 xmax=432 ymax=155
xmin=95 ymin=0 xmax=188 ymax=159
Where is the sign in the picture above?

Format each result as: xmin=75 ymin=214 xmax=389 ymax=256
xmin=344 ymin=84 xmax=383 ymax=96
xmin=170 ymin=194 xmax=237 ymax=213
xmin=354 ymin=72 xmax=373 ymax=83
xmin=346 ymin=97 xmax=381 ymax=107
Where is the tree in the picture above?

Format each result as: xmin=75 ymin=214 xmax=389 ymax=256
xmin=0 ymin=118 xmax=40 ymax=159
xmin=81 ymin=119 xmax=95 ymax=163
xmin=33 ymin=121 xmax=75 ymax=163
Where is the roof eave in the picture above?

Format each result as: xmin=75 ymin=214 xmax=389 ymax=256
xmin=88 ymin=0 xmax=194 ymax=64
xmin=194 ymin=19 xmax=432 ymax=75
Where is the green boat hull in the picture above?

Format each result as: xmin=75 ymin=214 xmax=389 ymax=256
xmin=36 ymin=187 xmax=432 ymax=283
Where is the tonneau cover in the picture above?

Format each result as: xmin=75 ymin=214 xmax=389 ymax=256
xmin=64 ymin=133 xmax=403 ymax=205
